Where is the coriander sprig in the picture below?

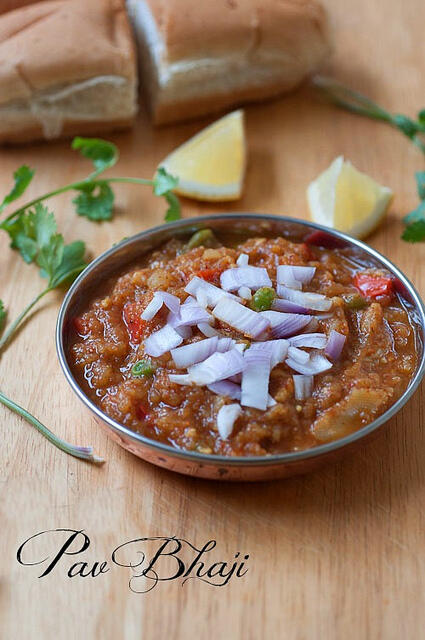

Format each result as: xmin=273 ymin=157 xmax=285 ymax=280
xmin=0 ymin=203 xmax=88 ymax=350
xmin=0 ymin=137 xmax=181 ymax=225
xmin=0 ymin=138 xmax=181 ymax=464
xmin=313 ymin=76 xmax=425 ymax=241
xmin=0 ymin=300 xmax=6 ymax=332
xmin=0 ymin=202 xmax=103 ymax=463
xmin=0 ymin=390 xmax=104 ymax=464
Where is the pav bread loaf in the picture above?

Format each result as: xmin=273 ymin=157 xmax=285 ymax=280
xmin=0 ymin=0 xmax=138 ymax=143
xmin=127 ymin=0 xmax=330 ymax=125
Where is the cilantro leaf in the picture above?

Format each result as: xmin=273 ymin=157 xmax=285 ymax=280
xmin=416 ymin=171 xmax=425 ymax=199
xmin=403 ymin=200 xmax=425 ymax=225
xmin=0 ymin=165 xmax=34 ymax=214
xmin=37 ymin=234 xmax=64 ymax=283
xmin=0 ymin=203 xmax=87 ymax=287
xmin=402 ymin=220 xmax=425 ymax=243
xmin=49 ymin=240 xmax=87 ymax=288
xmin=0 ymin=300 xmax=6 ymax=331
xmin=71 ymin=137 xmax=118 ymax=176
xmin=72 ymin=182 xmax=114 ymax=221
xmin=0 ymin=203 xmax=57 ymax=263
xmin=154 ymin=167 xmax=179 ymax=196
xmin=164 ymin=191 xmax=181 ymax=222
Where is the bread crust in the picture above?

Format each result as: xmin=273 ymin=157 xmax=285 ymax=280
xmin=0 ymin=0 xmax=137 ymax=104
xmin=0 ymin=0 xmax=137 ymax=142
xmin=130 ymin=0 xmax=330 ymax=124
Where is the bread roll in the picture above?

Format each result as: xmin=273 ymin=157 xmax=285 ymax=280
xmin=0 ymin=0 xmax=138 ymax=143
xmin=127 ymin=0 xmax=330 ymax=125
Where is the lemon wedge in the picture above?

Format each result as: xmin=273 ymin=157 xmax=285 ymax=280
xmin=159 ymin=110 xmax=246 ymax=201
xmin=307 ymin=156 xmax=393 ymax=239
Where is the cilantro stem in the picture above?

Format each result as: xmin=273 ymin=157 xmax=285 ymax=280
xmin=313 ymin=76 xmax=425 ymax=154
xmin=0 ymin=389 xmax=104 ymax=464
xmin=1 ymin=177 xmax=155 ymax=225
xmin=0 ymin=287 xmax=52 ymax=352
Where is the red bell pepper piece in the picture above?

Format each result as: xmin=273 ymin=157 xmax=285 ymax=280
xmin=123 ymin=302 xmax=147 ymax=343
xmin=304 ymin=230 xmax=349 ymax=249
xmin=353 ymin=273 xmax=393 ymax=297
xmin=196 ymin=268 xmax=222 ymax=284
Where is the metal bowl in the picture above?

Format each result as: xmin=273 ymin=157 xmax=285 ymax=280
xmin=56 ymin=214 xmax=425 ymax=481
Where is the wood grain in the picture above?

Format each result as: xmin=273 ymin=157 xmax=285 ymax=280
xmin=1 ymin=0 xmax=425 ymax=637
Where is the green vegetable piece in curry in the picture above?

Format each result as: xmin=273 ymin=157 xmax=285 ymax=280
xmin=186 ymin=228 xmax=217 ymax=250
xmin=250 ymin=287 xmax=276 ymax=311
xmin=342 ymin=293 xmax=368 ymax=310
xmin=132 ymin=359 xmax=155 ymax=377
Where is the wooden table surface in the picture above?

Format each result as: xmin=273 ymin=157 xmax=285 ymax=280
xmin=1 ymin=1 xmax=425 ymax=638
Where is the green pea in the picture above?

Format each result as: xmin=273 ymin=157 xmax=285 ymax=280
xmin=250 ymin=287 xmax=276 ymax=312
xmin=342 ymin=293 xmax=368 ymax=310
xmin=132 ymin=359 xmax=155 ymax=377
xmin=186 ymin=228 xmax=217 ymax=249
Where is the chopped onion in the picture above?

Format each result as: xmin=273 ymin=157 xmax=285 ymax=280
xmin=325 ymin=330 xmax=346 ymax=360
xmin=171 ymin=337 xmax=219 ymax=368
xmin=241 ymin=350 xmax=271 ymax=411
xmin=236 ymin=253 xmax=249 ymax=266
xmin=141 ymin=291 xmax=181 ymax=321
xmin=141 ymin=295 xmax=163 ymax=321
xmin=285 ymin=354 xmax=332 ymax=375
xmin=220 ymin=266 xmax=272 ymax=292
xmin=185 ymin=276 xmax=239 ymax=307
xmin=172 ymin=303 xmax=211 ymax=327
xmin=272 ymin=298 xmax=310 ymax=314
xmin=169 ymin=374 xmax=192 ymax=385
xmin=144 ymin=324 xmax=183 ymax=357
xmin=238 ymin=286 xmax=252 ymax=300
xmin=277 ymin=265 xmax=316 ymax=289
xmin=195 ymin=288 xmax=208 ymax=308
xmin=213 ymin=298 xmax=270 ymax=339
xmin=217 ymin=337 xmax=234 ymax=352
xmin=233 ymin=342 xmax=248 ymax=354
xmin=188 ymin=348 xmax=246 ymax=385
xmin=217 ymin=404 xmax=242 ymax=440
xmin=289 ymin=333 xmax=327 ymax=349
xmin=175 ymin=325 xmax=192 ymax=339
xmin=197 ymin=322 xmax=220 ymax=337
xmin=247 ymin=339 xmax=289 ymax=368
xmin=260 ymin=310 xmax=312 ymax=338
xmin=208 ymin=380 xmax=241 ymax=400
xmin=277 ymin=285 xmax=332 ymax=311
xmin=293 ymin=375 xmax=314 ymax=400
xmin=287 ymin=346 xmax=310 ymax=364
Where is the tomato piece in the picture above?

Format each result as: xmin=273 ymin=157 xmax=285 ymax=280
xmin=136 ymin=402 xmax=150 ymax=421
xmin=353 ymin=273 xmax=393 ymax=297
xmin=123 ymin=302 xmax=147 ymax=343
xmin=304 ymin=230 xmax=348 ymax=249
xmin=73 ymin=316 xmax=89 ymax=336
xmin=196 ymin=268 xmax=222 ymax=283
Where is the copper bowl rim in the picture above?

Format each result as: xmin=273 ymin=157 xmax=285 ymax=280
xmin=56 ymin=213 xmax=425 ymax=469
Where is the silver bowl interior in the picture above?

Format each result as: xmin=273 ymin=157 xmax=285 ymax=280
xmin=56 ymin=214 xmax=425 ymax=470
